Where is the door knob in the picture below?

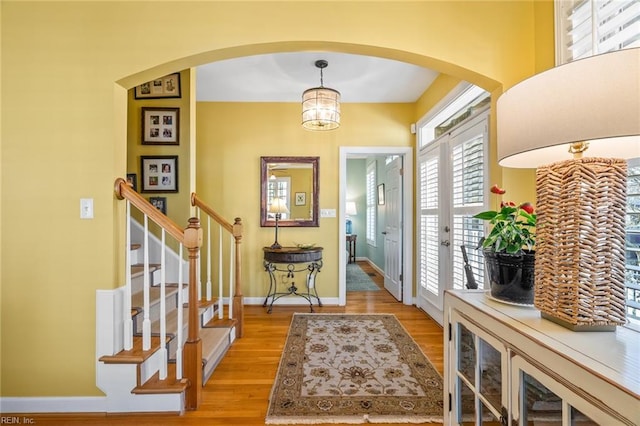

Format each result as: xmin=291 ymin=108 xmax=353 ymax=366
xmin=441 ymin=240 xmax=450 ymax=247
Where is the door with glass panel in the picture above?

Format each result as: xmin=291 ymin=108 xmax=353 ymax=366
xmin=417 ymin=112 xmax=488 ymax=324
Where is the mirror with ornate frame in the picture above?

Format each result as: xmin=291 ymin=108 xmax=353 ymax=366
xmin=260 ymin=156 xmax=319 ymax=227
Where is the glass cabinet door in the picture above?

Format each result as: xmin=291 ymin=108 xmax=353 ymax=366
xmin=512 ymin=356 xmax=625 ymax=426
xmin=453 ymin=316 xmax=507 ymax=425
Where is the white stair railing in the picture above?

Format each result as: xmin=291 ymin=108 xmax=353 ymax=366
xmin=115 ymin=178 xmax=203 ymax=409
xmin=191 ymin=193 xmax=244 ymax=337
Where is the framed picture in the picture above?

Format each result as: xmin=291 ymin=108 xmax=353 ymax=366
xmin=141 ymin=156 xmax=178 ymax=193
xmin=295 ymin=192 xmax=306 ymax=206
xmin=377 ymin=184 xmax=385 ymax=205
xmin=126 ymin=173 xmax=137 ymax=192
xmin=142 ymin=107 xmax=179 ymax=145
xmin=150 ymin=197 xmax=167 ymax=215
xmin=134 ymin=73 xmax=181 ymax=99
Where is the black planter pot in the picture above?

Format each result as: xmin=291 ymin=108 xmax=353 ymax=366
xmin=483 ymin=249 xmax=535 ymax=305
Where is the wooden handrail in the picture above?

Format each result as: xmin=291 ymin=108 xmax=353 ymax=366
xmin=115 ymin=178 xmax=184 ymax=242
xmin=191 ymin=193 xmax=233 ymax=234
xmin=115 ymin=177 xmax=203 ymax=410
xmin=191 ymin=192 xmax=244 ymax=338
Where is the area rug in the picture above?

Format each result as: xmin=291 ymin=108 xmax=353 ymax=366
xmin=346 ymin=264 xmax=380 ymax=292
xmin=265 ymin=313 xmax=443 ymax=424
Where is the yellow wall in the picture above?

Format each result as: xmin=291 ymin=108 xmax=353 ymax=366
xmin=195 ymin=102 xmax=414 ymax=298
xmin=1 ymin=1 xmax=554 ymax=397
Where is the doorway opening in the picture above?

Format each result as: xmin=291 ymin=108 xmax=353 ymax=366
xmin=339 ymin=146 xmax=413 ymax=307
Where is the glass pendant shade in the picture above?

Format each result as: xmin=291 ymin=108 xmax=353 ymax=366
xmin=302 ymin=60 xmax=341 ymax=131
xmin=302 ymin=87 xmax=341 ymax=130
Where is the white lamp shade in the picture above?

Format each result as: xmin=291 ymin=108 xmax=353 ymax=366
xmin=346 ymin=201 xmax=357 ymax=216
xmin=268 ymin=197 xmax=289 ymax=214
xmin=497 ymin=48 xmax=640 ymax=168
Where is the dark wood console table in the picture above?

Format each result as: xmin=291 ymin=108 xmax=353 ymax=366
xmin=346 ymin=234 xmax=357 ymax=263
xmin=263 ymin=246 xmax=323 ymax=313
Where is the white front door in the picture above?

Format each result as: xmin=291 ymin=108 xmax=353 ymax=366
xmin=417 ymin=139 xmax=449 ymax=317
xmin=416 ymin=112 xmax=489 ymax=325
xmin=384 ymin=157 xmax=402 ymax=300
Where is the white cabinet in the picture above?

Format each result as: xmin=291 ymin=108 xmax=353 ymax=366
xmin=444 ymin=290 xmax=640 ymax=426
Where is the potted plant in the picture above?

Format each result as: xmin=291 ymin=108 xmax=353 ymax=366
xmin=474 ymin=184 xmax=536 ymax=304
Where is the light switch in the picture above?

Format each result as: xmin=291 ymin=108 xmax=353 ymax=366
xmin=320 ymin=209 xmax=336 ymax=218
xmin=80 ymin=198 xmax=94 ymax=219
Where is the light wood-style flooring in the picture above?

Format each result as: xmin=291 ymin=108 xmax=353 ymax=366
xmin=21 ymin=262 xmax=444 ymax=425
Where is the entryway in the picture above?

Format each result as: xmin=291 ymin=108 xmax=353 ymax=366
xmin=339 ymin=146 xmax=414 ymax=307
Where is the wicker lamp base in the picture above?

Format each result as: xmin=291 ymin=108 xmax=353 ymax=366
xmin=534 ymin=157 xmax=628 ymax=330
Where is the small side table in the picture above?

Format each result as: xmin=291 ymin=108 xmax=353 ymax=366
xmin=263 ymin=247 xmax=323 ymax=313
xmin=346 ymin=234 xmax=357 ymax=263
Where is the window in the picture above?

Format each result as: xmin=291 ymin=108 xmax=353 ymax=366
xmin=267 ymin=177 xmax=290 ymax=219
xmin=418 ymin=84 xmax=489 ymax=149
xmin=558 ymin=1 xmax=640 ymax=328
xmin=556 ymin=0 xmax=640 ymax=64
xmin=366 ymin=162 xmax=377 ymax=246
xmin=451 ymin=133 xmax=486 ymax=291
xmin=625 ymin=159 xmax=640 ymax=329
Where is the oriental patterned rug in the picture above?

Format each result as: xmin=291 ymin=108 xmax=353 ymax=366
xmin=265 ymin=314 xmax=444 ymax=424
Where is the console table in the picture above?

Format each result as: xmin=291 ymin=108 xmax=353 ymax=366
xmin=346 ymin=234 xmax=357 ymax=263
xmin=444 ymin=290 xmax=639 ymax=425
xmin=263 ymin=246 xmax=323 ymax=313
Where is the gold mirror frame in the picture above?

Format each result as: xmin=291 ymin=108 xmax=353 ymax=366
xmin=260 ymin=156 xmax=319 ymax=227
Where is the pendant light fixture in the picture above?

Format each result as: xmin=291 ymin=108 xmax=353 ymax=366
xmin=302 ymin=60 xmax=341 ymax=131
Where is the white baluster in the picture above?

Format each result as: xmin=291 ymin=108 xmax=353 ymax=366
xmin=123 ymin=201 xmax=133 ymax=350
xmin=218 ymin=224 xmax=223 ymax=319
xmin=159 ymin=229 xmax=167 ymax=380
xmin=176 ymin=244 xmax=184 ymax=380
xmin=142 ymin=215 xmax=151 ymax=351
xmin=206 ymin=216 xmax=212 ymax=302
xmin=228 ymin=236 xmax=234 ymax=319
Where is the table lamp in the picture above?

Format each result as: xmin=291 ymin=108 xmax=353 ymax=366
xmin=346 ymin=201 xmax=357 ymax=235
xmin=497 ymin=48 xmax=640 ymax=331
xmin=269 ymin=197 xmax=289 ymax=249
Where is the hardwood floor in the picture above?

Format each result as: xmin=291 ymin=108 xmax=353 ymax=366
xmin=22 ymin=261 xmax=444 ymax=425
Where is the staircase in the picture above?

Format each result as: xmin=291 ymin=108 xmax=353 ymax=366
xmin=95 ymin=178 xmax=243 ymax=413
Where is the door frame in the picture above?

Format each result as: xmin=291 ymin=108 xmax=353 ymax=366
xmin=339 ymin=146 xmax=413 ymax=306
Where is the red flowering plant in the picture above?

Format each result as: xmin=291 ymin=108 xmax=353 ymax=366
xmin=473 ymin=184 xmax=536 ymax=254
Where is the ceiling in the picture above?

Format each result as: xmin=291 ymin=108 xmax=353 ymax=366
xmin=196 ymin=51 xmax=439 ymax=103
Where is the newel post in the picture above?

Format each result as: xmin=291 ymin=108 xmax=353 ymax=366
xmin=183 ymin=217 xmax=203 ymax=410
xmin=233 ymin=217 xmax=244 ymax=338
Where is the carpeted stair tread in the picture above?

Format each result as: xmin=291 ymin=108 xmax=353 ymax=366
xmin=130 ymin=264 xmax=161 ymax=279
xmin=131 ymin=285 xmax=180 ymax=310
xmin=203 ymin=317 xmax=237 ymax=329
xmin=200 ymin=327 xmax=233 ymax=369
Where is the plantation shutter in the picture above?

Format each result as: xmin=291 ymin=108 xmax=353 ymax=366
xmin=450 ymin=120 xmax=487 ymax=290
xmin=557 ymin=0 xmax=640 ymax=64
xmin=366 ymin=162 xmax=377 ymax=246
xmin=419 ymin=154 xmax=440 ymax=296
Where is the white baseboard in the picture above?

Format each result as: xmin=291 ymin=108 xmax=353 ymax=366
xmin=0 ymin=396 xmax=107 ymax=413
